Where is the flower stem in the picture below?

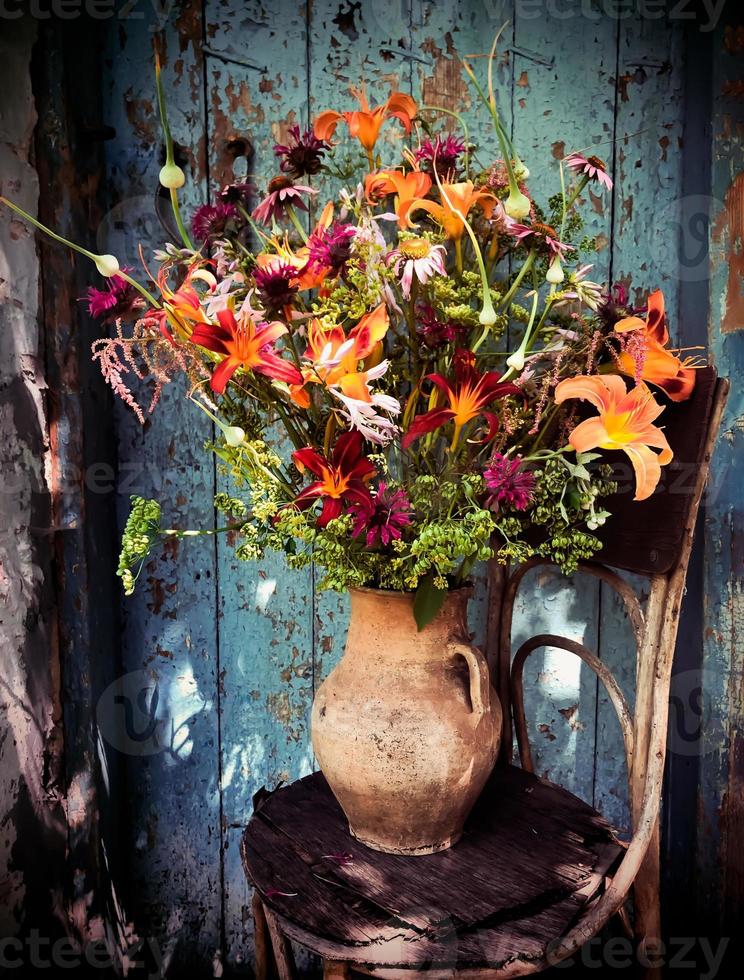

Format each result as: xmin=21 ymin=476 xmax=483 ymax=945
xmin=286 ymin=205 xmax=309 ymax=243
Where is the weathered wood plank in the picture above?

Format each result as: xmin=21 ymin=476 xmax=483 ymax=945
xmin=698 ymin=4 xmax=744 ymax=934
xmin=505 ymin=7 xmax=619 ymax=807
xmin=243 ymin=766 xmax=621 ymax=968
xmin=204 ymin=0 xmax=316 ymax=844
xmin=99 ymin=4 xmax=223 ymax=969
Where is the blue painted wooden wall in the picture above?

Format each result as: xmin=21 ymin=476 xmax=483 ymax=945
xmin=87 ymin=0 xmax=740 ymax=972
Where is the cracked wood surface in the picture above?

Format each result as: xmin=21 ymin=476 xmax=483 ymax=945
xmin=243 ymin=766 xmax=622 ymax=969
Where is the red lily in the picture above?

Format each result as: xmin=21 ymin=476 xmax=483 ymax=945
xmin=402 ymin=351 xmax=520 ymax=450
xmin=191 ymin=308 xmax=303 ymax=394
xmin=291 ymin=431 xmax=376 ymax=527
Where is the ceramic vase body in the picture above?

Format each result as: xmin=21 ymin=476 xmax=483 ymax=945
xmin=311 ymin=588 xmax=502 ymax=855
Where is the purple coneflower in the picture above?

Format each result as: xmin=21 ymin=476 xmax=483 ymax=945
xmin=484 ymin=454 xmax=535 ymax=513
xmin=416 ymin=304 xmax=464 ymax=348
xmin=219 ymin=182 xmax=255 ymax=207
xmin=507 ymin=220 xmax=573 ymax=258
xmin=307 ymin=222 xmax=356 ymax=275
xmin=252 ymin=175 xmax=317 ymax=224
xmin=352 ymin=482 xmax=413 ymax=549
xmin=192 ymin=202 xmax=239 ymax=243
xmin=274 ymin=125 xmax=329 ymax=179
xmin=85 ymin=271 xmax=141 ymax=323
xmin=386 ymin=238 xmax=447 ymax=299
xmin=564 ymin=152 xmax=613 ymax=191
xmin=414 ymin=134 xmax=466 ymax=175
xmin=253 ymin=261 xmax=299 ymax=312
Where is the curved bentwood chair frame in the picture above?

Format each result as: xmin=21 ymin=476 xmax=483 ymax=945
xmin=245 ymin=368 xmax=728 ymax=980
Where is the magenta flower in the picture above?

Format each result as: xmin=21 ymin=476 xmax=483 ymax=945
xmin=416 ymin=304 xmax=465 ymax=348
xmin=192 ymin=202 xmax=239 ymax=243
xmin=274 ymin=125 xmax=329 ymax=179
xmin=597 ymin=282 xmax=633 ymax=331
xmin=252 ymin=176 xmax=317 ymax=224
xmin=85 ymin=271 xmax=141 ymax=323
xmin=352 ymin=482 xmax=413 ymax=549
xmin=484 ymin=454 xmax=535 ymax=513
xmin=414 ymin=134 xmax=466 ymax=175
xmin=564 ymin=152 xmax=613 ymax=191
xmin=219 ymin=182 xmax=255 ymax=207
xmin=307 ymin=222 xmax=356 ymax=275
xmin=253 ymin=261 xmax=299 ymax=312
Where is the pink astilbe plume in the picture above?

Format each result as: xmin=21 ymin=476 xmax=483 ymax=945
xmin=92 ymin=319 xmax=208 ymax=422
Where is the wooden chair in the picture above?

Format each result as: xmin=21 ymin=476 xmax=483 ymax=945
xmin=242 ymin=367 xmax=728 ymax=980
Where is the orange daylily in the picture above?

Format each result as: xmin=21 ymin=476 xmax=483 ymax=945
xmin=154 ymin=263 xmax=215 ymax=340
xmin=290 ymin=304 xmax=390 ymax=407
xmin=408 ymin=180 xmax=497 ymax=241
xmin=255 ymin=203 xmax=335 ymax=291
xmin=554 ymin=374 xmax=673 ymax=501
xmin=402 ymin=351 xmax=520 ymax=450
xmin=191 ymin=309 xmax=303 ymax=394
xmin=613 ymin=289 xmax=696 ymax=402
xmin=365 ymin=168 xmax=433 ymax=228
xmin=314 ymin=88 xmax=417 ymax=156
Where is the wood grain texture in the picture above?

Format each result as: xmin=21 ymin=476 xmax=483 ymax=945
xmin=698 ymin=4 xmax=744 ymax=936
xmin=99 ymin=4 xmax=223 ymax=969
xmin=242 ymin=766 xmax=622 ymax=969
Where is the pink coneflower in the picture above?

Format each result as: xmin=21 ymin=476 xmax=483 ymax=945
xmin=307 ymin=221 xmax=356 ymax=275
xmin=252 ymin=175 xmax=317 ymax=224
xmin=192 ymin=202 xmax=239 ymax=243
xmin=484 ymin=454 xmax=535 ymax=513
xmin=414 ymin=134 xmax=466 ymax=176
xmin=84 ymin=271 xmax=142 ymax=323
xmin=564 ymin=152 xmax=613 ymax=191
xmin=253 ymin=261 xmax=299 ymax=312
xmin=274 ymin=125 xmax=329 ymax=179
xmin=352 ymin=482 xmax=413 ymax=549
xmin=507 ymin=220 xmax=574 ymax=258
xmin=386 ymin=237 xmax=447 ymax=299
xmin=416 ymin=304 xmax=464 ymax=347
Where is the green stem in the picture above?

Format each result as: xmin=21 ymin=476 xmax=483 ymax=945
xmin=497 ymin=249 xmax=536 ymax=312
xmin=170 ymin=187 xmax=194 ymax=251
xmin=286 ymin=205 xmax=309 ymax=243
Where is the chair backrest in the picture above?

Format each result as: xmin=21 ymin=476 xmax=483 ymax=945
xmin=595 ymin=365 xmax=722 ymax=576
xmin=484 ymin=368 xmax=728 ymax=965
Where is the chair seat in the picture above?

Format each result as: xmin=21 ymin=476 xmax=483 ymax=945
xmin=241 ymin=766 xmax=623 ymax=973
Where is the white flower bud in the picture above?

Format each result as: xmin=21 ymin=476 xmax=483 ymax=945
xmin=224 ymin=426 xmax=246 ymax=447
xmin=546 ymin=255 xmax=565 ymax=284
xmin=159 ymin=163 xmax=186 ymax=189
xmin=504 ymin=188 xmax=531 ymax=219
xmin=94 ymin=254 xmax=120 ymax=277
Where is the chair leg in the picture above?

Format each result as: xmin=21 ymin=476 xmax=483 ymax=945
xmin=633 ymin=817 xmax=662 ymax=980
xmin=323 ymin=960 xmax=351 ymax=980
xmin=260 ymin=900 xmax=298 ymax=980
xmin=252 ymin=893 xmax=277 ymax=980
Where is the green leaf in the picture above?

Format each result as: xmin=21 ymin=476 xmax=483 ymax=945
xmin=413 ymin=575 xmax=447 ymax=632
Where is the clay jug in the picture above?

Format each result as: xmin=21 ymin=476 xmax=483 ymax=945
xmin=311 ymin=587 xmax=501 ymax=854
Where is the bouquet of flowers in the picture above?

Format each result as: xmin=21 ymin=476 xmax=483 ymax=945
xmin=2 ymin=47 xmax=699 ymax=628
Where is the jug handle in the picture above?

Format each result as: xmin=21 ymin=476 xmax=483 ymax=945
xmin=449 ymin=641 xmax=491 ymax=723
